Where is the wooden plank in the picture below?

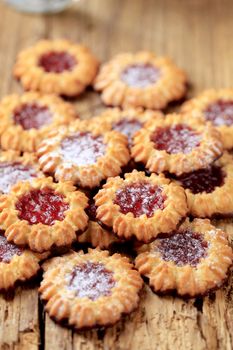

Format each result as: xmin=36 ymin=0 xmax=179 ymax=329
xmin=0 ymin=0 xmax=233 ymax=349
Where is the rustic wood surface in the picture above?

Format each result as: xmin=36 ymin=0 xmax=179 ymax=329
xmin=0 ymin=0 xmax=233 ymax=349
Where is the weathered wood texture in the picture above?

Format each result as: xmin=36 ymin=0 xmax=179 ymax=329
xmin=0 ymin=0 xmax=233 ymax=349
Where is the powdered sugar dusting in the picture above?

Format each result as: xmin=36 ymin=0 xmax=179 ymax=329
xmin=157 ymin=230 xmax=208 ymax=267
xmin=60 ymin=132 xmax=106 ymax=166
xmin=114 ymin=181 xmax=165 ymax=217
xmin=68 ymin=261 xmax=116 ymax=300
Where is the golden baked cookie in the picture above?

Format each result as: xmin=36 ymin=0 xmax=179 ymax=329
xmin=14 ymin=39 xmax=99 ymax=97
xmin=132 ymin=113 xmax=223 ymax=176
xmin=39 ymin=249 xmax=143 ymax=329
xmin=78 ymin=197 xmax=119 ymax=249
xmin=95 ymin=170 xmax=188 ymax=242
xmin=135 ymin=218 xmax=233 ymax=297
xmin=0 ymin=93 xmax=76 ymax=152
xmin=173 ymin=152 xmax=233 ymax=218
xmin=0 ymin=232 xmax=47 ymax=291
xmin=37 ymin=120 xmax=130 ymax=189
xmin=0 ymin=151 xmax=43 ymax=194
xmin=92 ymin=108 xmax=163 ymax=148
xmin=0 ymin=177 xmax=88 ymax=252
xmin=94 ymin=51 xmax=187 ymax=109
xmin=181 ymin=89 xmax=233 ymax=149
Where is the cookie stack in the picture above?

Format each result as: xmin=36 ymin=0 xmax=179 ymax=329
xmin=0 ymin=39 xmax=232 ymax=330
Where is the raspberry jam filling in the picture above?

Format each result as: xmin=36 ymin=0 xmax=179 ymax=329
xmin=68 ymin=261 xmax=116 ymax=300
xmin=151 ymin=124 xmax=201 ymax=154
xmin=112 ymin=119 xmax=142 ymax=145
xmin=0 ymin=162 xmax=37 ymax=194
xmin=13 ymin=103 xmax=53 ymax=130
xmin=121 ymin=64 xmax=161 ymax=88
xmin=157 ymin=230 xmax=208 ymax=267
xmin=204 ymin=100 xmax=233 ymax=126
xmin=177 ymin=165 xmax=225 ymax=194
xmin=114 ymin=181 xmax=165 ymax=218
xmin=61 ymin=132 xmax=106 ymax=166
xmin=39 ymin=51 xmax=76 ymax=73
xmin=16 ymin=188 xmax=69 ymax=225
xmin=0 ymin=234 xmax=23 ymax=263
xmin=85 ymin=200 xmax=97 ymax=221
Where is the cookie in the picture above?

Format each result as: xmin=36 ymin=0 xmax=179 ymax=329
xmin=95 ymin=170 xmax=188 ymax=242
xmin=94 ymin=51 xmax=187 ymax=110
xmin=135 ymin=218 xmax=233 ymax=297
xmin=37 ymin=120 xmax=130 ymax=189
xmin=173 ymin=152 xmax=233 ymax=218
xmin=0 ymin=232 xmax=47 ymax=290
xmin=0 ymin=93 xmax=76 ymax=152
xmin=14 ymin=39 xmax=99 ymax=97
xmin=0 ymin=177 xmax=88 ymax=252
xmin=132 ymin=113 xmax=223 ymax=175
xmin=181 ymin=89 xmax=233 ymax=149
xmin=39 ymin=249 xmax=143 ymax=329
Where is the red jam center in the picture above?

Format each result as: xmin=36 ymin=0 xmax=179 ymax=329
xmin=177 ymin=165 xmax=225 ymax=194
xmin=68 ymin=261 xmax=116 ymax=300
xmin=121 ymin=64 xmax=161 ymax=88
xmin=13 ymin=103 xmax=53 ymax=130
xmin=157 ymin=230 xmax=208 ymax=267
xmin=61 ymin=132 xmax=106 ymax=166
xmin=114 ymin=181 xmax=165 ymax=218
xmin=151 ymin=124 xmax=201 ymax=154
xmin=204 ymin=100 xmax=233 ymax=126
xmin=39 ymin=51 xmax=77 ymax=73
xmin=16 ymin=188 xmax=69 ymax=226
xmin=0 ymin=162 xmax=37 ymax=194
xmin=0 ymin=234 xmax=23 ymax=263
xmin=112 ymin=119 xmax=142 ymax=145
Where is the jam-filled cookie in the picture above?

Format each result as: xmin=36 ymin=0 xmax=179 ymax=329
xmin=39 ymin=249 xmax=143 ymax=329
xmin=135 ymin=218 xmax=233 ymax=297
xmin=95 ymin=170 xmax=188 ymax=242
xmin=0 ymin=233 xmax=47 ymax=291
xmin=0 ymin=93 xmax=76 ymax=152
xmin=37 ymin=120 xmax=130 ymax=189
xmin=0 ymin=177 xmax=88 ymax=252
xmin=14 ymin=39 xmax=99 ymax=97
xmin=132 ymin=113 xmax=223 ymax=176
xmin=94 ymin=51 xmax=187 ymax=109
xmin=92 ymin=108 xmax=163 ymax=148
xmin=78 ymin=197 xmax=119 ymax=249
xmin=173 ymin=152 xmax=233 ymax=218
xmin=181 ymin=89 xmax=233 ymax=149
xmin=0 ymin=151 xmax=43 ymax=194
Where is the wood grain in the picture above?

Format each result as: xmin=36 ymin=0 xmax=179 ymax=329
xmin=0 ymin=0 xmax=233 ymax=349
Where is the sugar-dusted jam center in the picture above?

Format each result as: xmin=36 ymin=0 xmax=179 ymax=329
xmin=61 ymin=132 xmax=106 ymax=166
xmin=13 ymin=103 xmax=53 ymax=130
xmin=157 ymin=230 xmax=208 ymax=267
xmin=0 ymin=162 xmax=37 ymax=194
xmin=121 ymin=63 xmax=161 ymax=88
xmin=68 ymin=261 xmax=116 ymax=300
xmin=16 ymin=188 xmax=69 ymax=225
xmin=112 ymin=118 xmax=142 ymax=145
xmin=114 ymin=181 xmax=165 ymax=218
xmin=177 ymin=165 xmax=225 ymax=194
xmin=151 ymin=124 xmax=201 ymax=154
xmin=204 ymin=100 xmax=233 ymax=126
xmin=0 ymin=234 xmax=23 ymax=263
xmin=39 ymin=51 xmax=77 ymax=73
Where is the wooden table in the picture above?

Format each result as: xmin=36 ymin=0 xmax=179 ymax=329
xmin=0 ymin=0 xmax=233 ymax=349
